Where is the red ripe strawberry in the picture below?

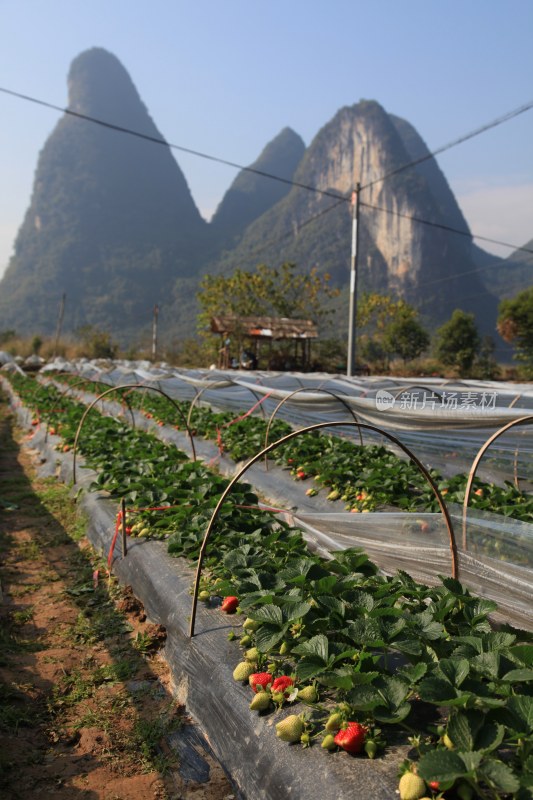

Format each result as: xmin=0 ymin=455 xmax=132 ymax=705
xmin=334 ymin=722 xmax=366 ymax=754
xmin=428 ymin=781 xmax=440 ymax=792
xmin=221 ymin=596 xmax=239 ymax=613
xmin=296 ymin=470 xmax=306 ymax=480
xmin=271 ymin=676 xmax=294 ymax=696
xmin=249 ymin=672 xmax=273 ymax=692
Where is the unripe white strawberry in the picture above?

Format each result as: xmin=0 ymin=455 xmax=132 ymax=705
xmin=275 ymin=714 xmax=304 ymax=743
xmin=249 ymin=692 xmax=271 ymax=711
xmin=232 ymin=661 xmax=256 ymax=682
xmin=297 ymin=685 xmax=318 ymax=703
xmin=398 ymin=772 xmax=427 ymax=800
xmin=245 ymin=647 xmax=259 ymax=662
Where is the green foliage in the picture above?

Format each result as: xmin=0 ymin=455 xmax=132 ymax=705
xmin=7 ymin=371 xmax=533 ymax=798
xmin=0 ymin=330 xmax=16 ymax=345
xmin=75 ymin=325 xmax=118 ymax=359
xmin=498 ymin=287 xmax=533 ymax=376
xmin=356 ymin=293 xmax=427 ymax=369
xmin=383 ymin=314 xmax=430 ymax=364
xmin=198 ymin=262 xmax=338 ymax=326
xmin=472 ymin=336 xmax=500 ymax=380
xmin=434 ymin=310 xmax=480 ymax=375
xmin=31 ymin=336 xmax=43 ymax=355
xmin=197 ymin=262 xmax=339 ymax=362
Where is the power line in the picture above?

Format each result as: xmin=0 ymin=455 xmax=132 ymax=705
xmin=0 ymin=85 xmax=345 ymax=203
xmin=222 ymin=198 xmax=347 ymax=266
xmin=415 ymin=261 xmax=530 ymax=292
xmin=360 ymin=99 xmax=533 ymax=191
xmin=360 ymin=200 xmax=533 ymax=255
xmin=1 ymin=84 xmax=532 ymax=256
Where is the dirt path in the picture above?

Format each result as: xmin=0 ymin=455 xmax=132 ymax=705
xmin=0 ymin=396 xmax=234 ymax=800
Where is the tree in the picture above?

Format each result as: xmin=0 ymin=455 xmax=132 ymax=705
xmin=76 ymin=326 xmax=118 ymax=359
xmin=497 ymin=287 xmax=533 ymax=376
xmin=197 ymin=262 xmax=338 ymax=325
xmin=356 ymin=293 xmax=426 ymax=370
xmin=383 ymin=315 xmax=430 ymax=364
xmin=434 ymin=310 xmax=480 ymax=375
xmin=197 ymin=263 xmax=339 ymax=362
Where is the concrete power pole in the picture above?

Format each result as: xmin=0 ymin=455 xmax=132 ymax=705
xmin=346 ymin=184 xmax=360 ymax=377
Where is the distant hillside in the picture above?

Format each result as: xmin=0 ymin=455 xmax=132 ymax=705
xmin=210 ymin=127 xmax=305 ymax=245
xmin=208 ymin=100 xmax=499 ymax=335
xmin=0 ymin=48 xmax=510 ymax=348
xmin=0 ymin=48 xmax=208 ymax=342
xmin=477 ymin=239 xmax=533 ymax=301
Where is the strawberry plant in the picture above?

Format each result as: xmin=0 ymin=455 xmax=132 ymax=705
xmin=6 ymin=371 xmax=533 ymax=798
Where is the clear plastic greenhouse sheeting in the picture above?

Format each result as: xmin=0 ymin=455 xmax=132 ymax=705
xmin=36 ymin=361 xmax=532 ymax=629
xmin=41 ymin=360 xmax=533 ymax=482
xmin=280 ymin=506 xmax=533 ymax=633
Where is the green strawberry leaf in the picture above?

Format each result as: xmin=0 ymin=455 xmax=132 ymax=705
xmin=447 ymin=713 xmax=478 ymax=751
xmin=479 ymin=759 xmax=520 ymax=794
xmin=501 ymin=695 xmax=533 ymax=735
xmin=418 ymin=677 xmax=458 ymax=703
xmin=291 ymin=634 xmax=329 ymax=664
xmin=346 ymin=685 xmax=381 ymax=711
xmin=436 ymin=658 xmax=470 ymax=687
xmin=373 ymin=702 xmax=411 ymax=724
xmin=418 ymin=750 xmax=468 ymax=783
xmin=248 ymin=605 xmax=283 ymax=625
xmin=456 ymin=751 xmax=483 ymax=772
xmin=255 ymin=625 xmax=287 ymax=653
xmin=509 ymin=645 xmax=533 ymax=667
xmin=502 ymin=668 xmax=533 ymax=683
xmin=281 ymin=601 xmax=312 ymax=622
xmin=475 ymin=722 xmax=505 ymax=754
xmin=397 ymin=662 xmax=427 ymax=684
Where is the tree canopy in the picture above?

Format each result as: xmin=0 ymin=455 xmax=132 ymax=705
xmin=434 ymin=309 xmax=480 ymax=375
xmin=197 ymin=262 xmax=339 ymax=329
xmin=497 ymin=287 xmax=533 ymax=376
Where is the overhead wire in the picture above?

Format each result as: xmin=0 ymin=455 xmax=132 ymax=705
xmin=359 ymin=99 xmax=533 ymax=191
xmin=1 ymin=85 xmax=532 ymax=258
xmin=359 ymin=201 xmax=533 ymax=255
xmin=0 ymin=85 xmax=345 ymax=202
xmin=217 ymin=197 xmax=347 ymax=267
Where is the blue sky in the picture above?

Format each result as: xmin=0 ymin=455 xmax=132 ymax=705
xmin=0 ymin=0 xmax=532 ymax=277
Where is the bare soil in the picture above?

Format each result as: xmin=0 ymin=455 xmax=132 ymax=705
xmin=0 ymin=397 xmax=234 ymax=800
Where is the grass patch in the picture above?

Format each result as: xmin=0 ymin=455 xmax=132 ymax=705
xmin=11 ymin=607 xmax=34 ymax=626
xmin=36 ymin=478 xmax=87 ymax=541
xmin=16 ymin=539 xmax=41 ymax=560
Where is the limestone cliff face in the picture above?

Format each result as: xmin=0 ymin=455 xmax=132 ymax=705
xmin=213 ymin=100 xmax=498 ymax=332
xmin=0 ymin=52 xmax=502 ymax=343
xmin=293 ymin=101 xmax=466 ymax=291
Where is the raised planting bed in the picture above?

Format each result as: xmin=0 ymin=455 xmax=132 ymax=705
xmin=4 ymin=372 xmax=533 ymax=800
xmin=48 ymin=371 xmax=533 ymax=524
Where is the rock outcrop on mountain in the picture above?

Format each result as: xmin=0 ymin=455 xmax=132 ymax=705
xmin=0 ymin=47 xmax=207 ymax=340
xmin=0 ymin=49 xmax=518 ymax=348
xmin=210 ymin=127 xmax=305 ymax=245
xmin=211 ymin=101 xmax=499 ymax=334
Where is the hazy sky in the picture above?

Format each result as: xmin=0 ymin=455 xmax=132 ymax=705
xmin=0 ymin=0 xmax=532 ymax=279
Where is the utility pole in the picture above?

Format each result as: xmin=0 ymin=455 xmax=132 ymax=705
xmin=53 ymin=293 xmax=66 ymax=359
xmin=346 ymin=184 xmax=360 ymax=377
xmin=151 ymin=304 xmax=159 ymax=362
